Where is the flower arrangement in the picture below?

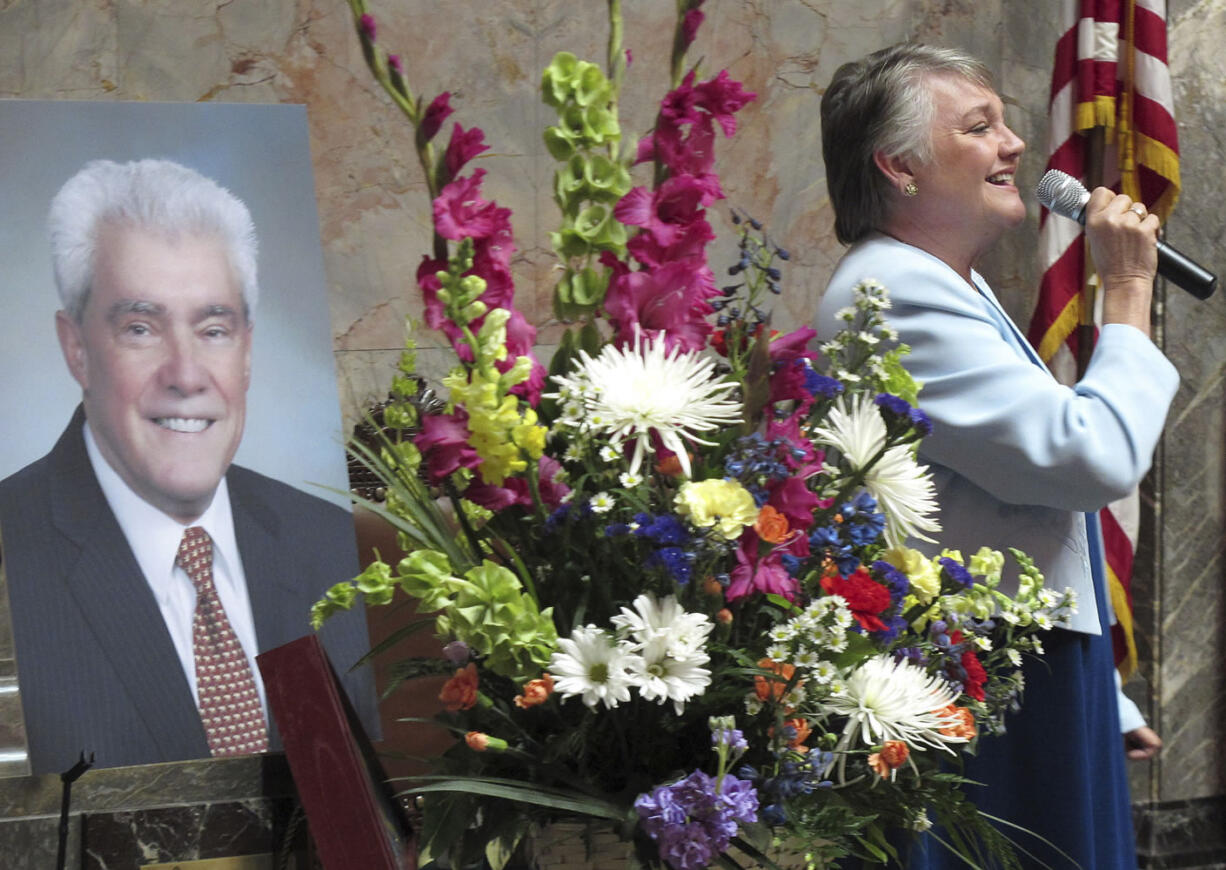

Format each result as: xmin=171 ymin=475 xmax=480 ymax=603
xmin=318 ymin=3 xmax=1076 ymax=868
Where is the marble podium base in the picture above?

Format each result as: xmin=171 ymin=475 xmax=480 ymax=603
xmin=0 ymin=755 xmax=301 ymax=869
xmin=1135 ymin=796 xmax=1226 ymax=870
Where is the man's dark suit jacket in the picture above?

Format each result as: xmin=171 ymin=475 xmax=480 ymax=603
xmin=0 ymin=407 xmax=379 ymax=775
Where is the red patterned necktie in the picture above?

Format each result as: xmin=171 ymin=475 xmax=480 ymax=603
xmin=176 ymin=526 xmax=269 ymax=757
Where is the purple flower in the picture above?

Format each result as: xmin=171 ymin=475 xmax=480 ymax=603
xmin=939 ymin=556 xmax=975 ymax=589
xmin=635 ymin=770 xmax=758 ymax=870
xmin=359 ymin=13 xmax=377 ymax=41
xmin=712 ymin=727 xmax=747 ymax=753
xmin=442 ymin=640 xmax=470 ymax=665
xmin=909 ymin=406 xmax=934 ymax=435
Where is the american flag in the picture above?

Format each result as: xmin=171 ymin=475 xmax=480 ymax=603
xmin=1027 ymin=0 xmax=1180 ymax=679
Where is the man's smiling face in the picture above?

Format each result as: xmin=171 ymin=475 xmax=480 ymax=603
xmin=57 ymin=221 xmax=252 ymax=524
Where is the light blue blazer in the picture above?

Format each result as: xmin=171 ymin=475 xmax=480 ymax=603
xmin=816 ymin=234 xmax=1179 ymax=636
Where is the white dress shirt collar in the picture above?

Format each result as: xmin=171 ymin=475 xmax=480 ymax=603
xmin=82 ymin=421 xmax=266 ymax=714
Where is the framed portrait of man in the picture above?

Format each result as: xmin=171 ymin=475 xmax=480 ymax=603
xmin=0 ymin=100 xmax=378 ymax=776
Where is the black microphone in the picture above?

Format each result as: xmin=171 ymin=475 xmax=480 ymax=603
xmin=1036 ymin=169 xmax=1217 ymax=300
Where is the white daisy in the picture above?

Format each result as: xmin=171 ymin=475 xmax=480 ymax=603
xmin=812 ymin=660 xmax=838 ymax=683
xmin=610 ymin=594 xmax=713 ymax=658
xmin=1006 ymin=648 xmax=1022 ymax=667
xmin=766 ymin=642 xmax=790 ymax=662
xmin=792 ymin=649 xmax=821 ymax=669
xmin=550 ymin=626 xmax=635 ymax=709
xmin=589 ymin=491 xmax=615 ymax=513
xmin=627 ymin=635 xmax=711 ymax=714
xmin=812 ymin=393 xmax=940 ymax=547
xmin=545 ymin=332 xmax=742 ymax=478
xmin=768 ymin=624 xmax=795 ymax=643
xmin=563 ymin=443 xmax=585 ymax=462
xmin=599 ymin=444 xmax=621 ymax=462
xmin=619 ymin=471 xmax=644 ymax=488
xmin=822 ymin=654 xmax=966 ymax=753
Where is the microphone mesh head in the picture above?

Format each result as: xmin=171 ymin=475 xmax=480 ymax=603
xmin=1035 ymin=169 xmax=1089 ymax=220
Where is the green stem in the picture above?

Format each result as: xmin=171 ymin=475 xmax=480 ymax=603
xmin=606 ymin=0 xmax=626 ymax=163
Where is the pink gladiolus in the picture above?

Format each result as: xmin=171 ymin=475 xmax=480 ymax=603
xmin=389 ymin=54 xmax=403 ymax=75
xmin=766 ymin=413 xmax=824 ymax=473
xmin=420 ymin=91 xmax=453 ymax=141
xmin=603 ymin=260 xmax=714 ymax=353
xmin=445 ymin=123 xmax=490 ymax=178
xmin=768 ymin=360 xmax=812 ymax=406
xmin=693 ymin=70 xmax=757 ymax=137
xmin=766 ymin=477 xmax=821 ymax=533
xmin=359 ymin=13 xmax=377 ymax=41
xmin=681 ymin=8 xmax=705 ymax=47
xmin=768 ymin=327 xmax=818 ymax=362
xmin=434 ymin=170 xmax=504 ymax=240
xmin=726 ymin=532 xmax=799 ymax=602
xmin=415 ymin=411 xmax=481 ymax=483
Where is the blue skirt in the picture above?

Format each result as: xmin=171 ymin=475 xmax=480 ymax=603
xmin=875 ymin=521 xmax=1138 ymax=869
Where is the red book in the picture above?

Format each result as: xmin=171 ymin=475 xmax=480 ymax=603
xmin=258 ymin=634 xmax=415 ymax=870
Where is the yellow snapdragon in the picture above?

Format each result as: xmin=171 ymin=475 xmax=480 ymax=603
xmin=883 ymin=546 xmax=942 ymax=604
xmin=444 ymin=369 xmax=548 ymax=486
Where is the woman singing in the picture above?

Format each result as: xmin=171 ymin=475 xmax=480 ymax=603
xmin=816 ymin=43 xmax=1178 ymax=868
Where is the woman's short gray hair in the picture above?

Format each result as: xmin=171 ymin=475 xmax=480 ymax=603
xmin=821 ymin=43 xmax=993 ymax=245
xmin=48 ymin=159 xmax=259 ymax=322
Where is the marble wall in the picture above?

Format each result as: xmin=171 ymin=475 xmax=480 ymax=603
xmin=2 ymin=0 xmax=1223 ymax=863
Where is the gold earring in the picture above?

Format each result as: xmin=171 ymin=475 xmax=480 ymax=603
xmin=903 ymin=182 xmax=918 ymax=197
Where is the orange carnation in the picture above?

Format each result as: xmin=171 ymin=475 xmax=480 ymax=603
xmin=514 ymin=673 xmax=555 ymax=708
xmin=868 ymin=740 xmax=909 ymax=779
xmin=754 ymin=505 xmax=791 ymax=544
xmin=879 ymin=740 xmax=909 ymax=768
xmin=754 ymin=658 xmax=797 ymax=702
xmin=464 ymin=731 xmax=507 ymax=752
xmin=937 ymin=704 xmax=977 ymax=740
xmin=439 ymin=663 xmax=479 ymax=712
xmin=655 ymin=454 xmax=685 ymax=476
xmin=465 ymin=731 xmax=491 ymax=751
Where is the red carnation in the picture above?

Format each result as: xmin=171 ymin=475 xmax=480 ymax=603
xmin=821 ymin=566 xmax=890 ymax=632
xmin=960 ymin=649 xmax=987 ymax=701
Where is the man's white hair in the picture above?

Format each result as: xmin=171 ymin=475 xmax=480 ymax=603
xmin=48 ymin=158 xmax=259 ymax=322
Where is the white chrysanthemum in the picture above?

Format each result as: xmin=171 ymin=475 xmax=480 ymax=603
xmin=550 ymin=626 xmax=635 ymax=709
xmin=627 ymin=636 xmax=711 ymax=713
xmin=766 ymin=642 xmax=790 ymax=662
xmin=546 ymin=333 xmax=742 ymax=478
xmin=611 ymin=594 xmax=713 ymax=658
xmin=590 ymin=491 xmax=615 ymax=513
xmin=599 ymin=444 xmax=621 ymax=462
xmin=1006 ymin=648 xmax=1022 ymax=667
xmin=822 ymin=654 xmax=966 ymax=752
xmin=813 ymin=393 xmax=941 ymax=547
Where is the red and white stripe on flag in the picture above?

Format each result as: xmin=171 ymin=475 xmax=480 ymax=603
xmin=1027 ymin=0 xmax=1179 ymax=679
